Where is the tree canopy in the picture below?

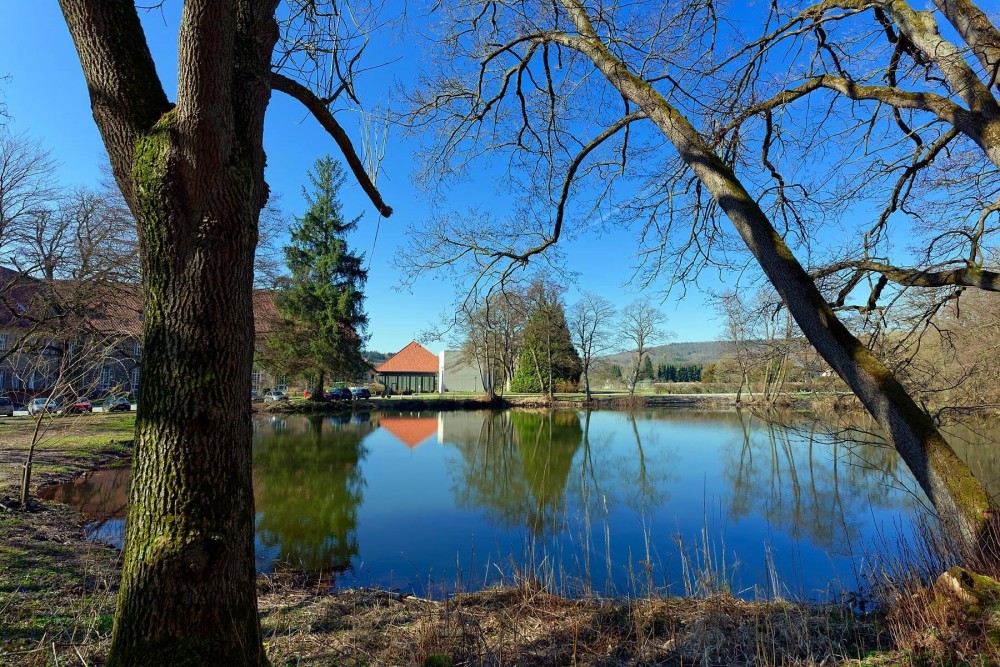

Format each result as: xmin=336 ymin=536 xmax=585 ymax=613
xmin=268 ymin=156 xmax=369 ymax=394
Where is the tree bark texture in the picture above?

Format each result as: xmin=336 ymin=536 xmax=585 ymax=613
xmin=59 ymin=1 xmax=279 ymax=664
xmin=556 ymin=0 xmax=994 ymax=550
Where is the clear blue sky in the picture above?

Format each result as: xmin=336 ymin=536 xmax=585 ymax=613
xmin=0 ymin=3 xmax=736 ymax=354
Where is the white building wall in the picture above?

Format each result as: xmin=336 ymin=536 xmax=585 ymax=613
xmin=438 ymin=349 xmax=489 ymax=393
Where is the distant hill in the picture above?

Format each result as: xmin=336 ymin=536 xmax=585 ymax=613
xmin=599 ymin=340 xmax=728 ymax=367
xmin=362 ymin=350 xmax=392 ymax=365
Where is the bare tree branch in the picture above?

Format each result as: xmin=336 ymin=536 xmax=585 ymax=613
xmin=271 ymin=72 xmax=393 ymax=217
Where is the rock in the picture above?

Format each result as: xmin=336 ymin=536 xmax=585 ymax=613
xmin=935 ymin=567 xmax=1000 ymax=611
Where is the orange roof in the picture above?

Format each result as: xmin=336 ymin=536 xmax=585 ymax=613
xmin=378 ymin=416 xmax=438 ymax=448
xmin=376 ymin=341 xmax=439 ymax=374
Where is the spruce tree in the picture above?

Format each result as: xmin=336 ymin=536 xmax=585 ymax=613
xmin=640 ymin=355 xmax=654 ymax=380
xmin=510 ymin=280 xmax=581 ymax=395
xmin=269 ymin=156 xmax=368 ymax=397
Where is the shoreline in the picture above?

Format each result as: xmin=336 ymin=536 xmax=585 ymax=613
xmin=2 ymin=408 xmax=995 ymax=665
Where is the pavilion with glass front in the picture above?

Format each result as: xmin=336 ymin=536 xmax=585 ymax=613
xmin=376 ymin=341 xmax=439 ymax=394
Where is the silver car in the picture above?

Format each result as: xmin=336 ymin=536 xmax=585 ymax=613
xmin=27 ymin=396 xmax=60 ymax=415
xmin=263 ymin=390 xmax=289 ymax=403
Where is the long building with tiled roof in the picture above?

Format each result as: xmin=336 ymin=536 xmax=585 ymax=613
xmin=0 ymin=266 xmax=301 ymax=400
xmin=376 ymin=341 xmax=440 ymax=393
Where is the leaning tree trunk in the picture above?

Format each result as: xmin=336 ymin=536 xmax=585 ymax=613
xmin=556 ymin=0 xmax=994 ymax=551
xmin=60 ymin=1 xmax=277 ymax=664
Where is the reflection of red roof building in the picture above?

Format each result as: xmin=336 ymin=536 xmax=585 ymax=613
xmin=378 ymin=416 xmax=438 ymax=449
xmin=376 ymin=341 xmax=440 ymax=394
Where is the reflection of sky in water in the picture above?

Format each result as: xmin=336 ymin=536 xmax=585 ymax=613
xmin=86 ymin=520 xmax=126 ymax=546
xmin=49 ymin=410 xmax=993 ymax=600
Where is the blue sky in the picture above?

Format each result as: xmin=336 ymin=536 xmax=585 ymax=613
xmin=0 ymin=3 xmax=737 ymax=353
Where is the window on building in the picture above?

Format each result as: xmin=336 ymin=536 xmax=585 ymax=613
xmin=0 ymin=333 xmax=7 ymax=351
xmin=134 ymin=341 xmax=142 ymax=357
xmin=0 ymin=370 xmax=5 ymax=390
xmin=276 ymin=375 xmax=287 ymax=392
xmin=251 ymin=368 xmax=262 ymax=391
xmin=131 ymin=367 xmax=140 ymax=393
xmin=100 ymin=366 xmax=114 ymax=391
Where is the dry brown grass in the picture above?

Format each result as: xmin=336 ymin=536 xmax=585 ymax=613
xmin=256 ymin=574 xmax=884 ymax=667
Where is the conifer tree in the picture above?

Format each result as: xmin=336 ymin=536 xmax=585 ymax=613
xmin=269 ymin=156 xmax=368 ymax=397
xmin=509 ymin=280 xmax=581 ymax=395
xmin=640 ymin=356 xmax=655 ymax=381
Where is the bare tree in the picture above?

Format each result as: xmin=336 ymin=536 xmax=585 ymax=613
xmin=454 ymin=287 xmax=527 ymax=397
xmin=406 ymin=0 xmax=998 ymax=551
xmin=618 ymin=299 xmax=668 ymax=397
xmin=717 ymin=290 xmax=799 ymax=404
xmin=56 ymin=1 xmax=394 ymax=664
xmin=16 ymin=329 xmax=126 ymax=508
xmin=567 ymin=291 xmax=616 ymax=401
xmin=0 ymin=130 xmax=55 ymax=264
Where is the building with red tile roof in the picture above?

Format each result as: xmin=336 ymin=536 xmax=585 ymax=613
xmin=376 ymin=340 xmax=440 ymax=393
xmin=0 ymin=267 xmax=304 ymax=399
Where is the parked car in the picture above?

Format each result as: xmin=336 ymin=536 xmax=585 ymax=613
xmin=328 ymin=387 xmax=353 ymax=402
xmin=250 ymin=390 xmax=263 ymax=403
xmin=61 ymin=397 xmax=93 ymax=414
xmin=350 ymin=386 xmax=371 ymax=400
xmin=27 ymin=396 xmax=60 ymax=415
xmin=0 ymin=396 xmax=13 ymax=417
xmin=302 ymin=389 xmax=329 ymax=400
xmin=263 ymin=390 xmax=289 ymax=403
xmin=104 ymin=396 xmax=132 ymax=412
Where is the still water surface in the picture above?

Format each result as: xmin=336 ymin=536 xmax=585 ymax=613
xmin=43 ymin=410 xmax=999 ymax=598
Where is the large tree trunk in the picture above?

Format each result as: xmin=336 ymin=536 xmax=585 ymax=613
xmin=112 ymin=174 xmax=263 ymax=665
xmin=59 ymin=1 xmax=277 ymax=664
xmin=557 ymin=0 xmax=995 ymax=551
xmin=314 ymin=369 xmax=326 ymax=401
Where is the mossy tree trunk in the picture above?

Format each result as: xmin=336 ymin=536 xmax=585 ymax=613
xmin=59 ymin=1 xmax=277 ymax=665
xmin=555 ymin=0 xmax=994 ymax=550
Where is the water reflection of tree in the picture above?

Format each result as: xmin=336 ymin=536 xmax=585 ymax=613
xmin=253 ymin=415 xmax=371 ymax=573
xmin=570 ymin=410 xmax=676 ymax=516
xmin=448 ymin=410 xmax=583 ymax=535
xmin=722 ymin=411 xmax=919 ymax=552
xmin=39 ymin=466 xmax=131 ymax=544
xmin=942 ymin=419 xmax=1000 ymax=498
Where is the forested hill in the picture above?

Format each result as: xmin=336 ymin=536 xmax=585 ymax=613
xmin=599 ymin=341 xmax=728 ymax=367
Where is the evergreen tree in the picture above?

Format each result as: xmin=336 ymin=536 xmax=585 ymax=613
xmin=611 ymin=365 xmax=623 ymax=381
xmin=510 ymin=349 xmax=543 ymax=393
xmin=640 ymin=355 xmax=654 ymax=380
xmin=268 ymin=157 xmax=368 ymax=398
xmin=510 ymin=280 xmax=581 ymax=395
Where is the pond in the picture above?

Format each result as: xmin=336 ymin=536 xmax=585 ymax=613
xmin=40 ymin=409 xmax=1000 ymax=599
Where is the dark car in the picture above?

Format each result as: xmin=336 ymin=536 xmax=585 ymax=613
xmin=263 ymin=390 xmax=289 ymax=403
xmin=0 ymin=396 xmax=13 ymax=417
xmin=251 ymin=390 xmax=263 ymax=403
xmin=350 ymin=386 xmax=371 ymax=400
xmin=61 ymin=397 xmax=93 ymax=414
xmin=328 ymin=387 xmax=353 ymax=401
xmin=104 ymin=396 xmax=132 ymax=412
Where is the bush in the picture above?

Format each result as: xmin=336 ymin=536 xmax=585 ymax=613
xmin=554 ymin=379 xmax=578 ymax=393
